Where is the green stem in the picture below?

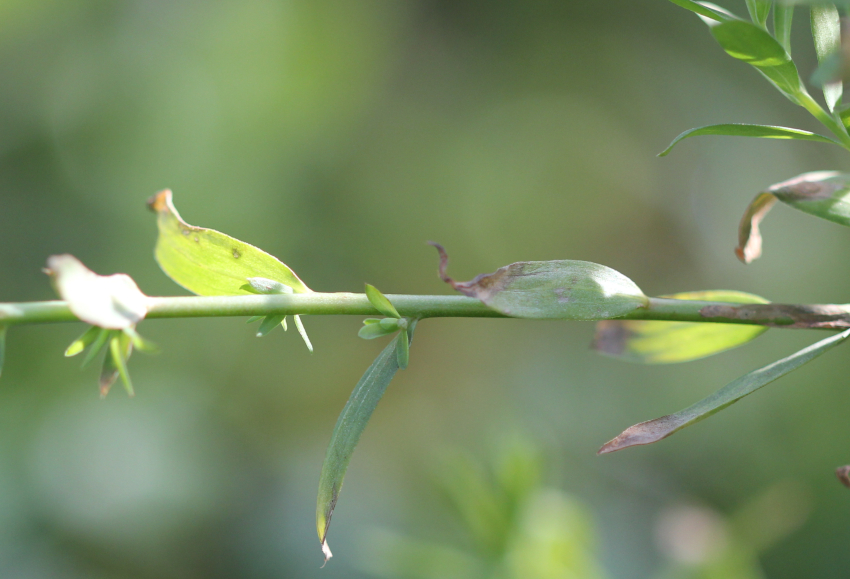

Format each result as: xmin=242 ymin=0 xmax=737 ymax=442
xmin=798 ymin=91 xmax=850 ymax=150
xmin=0 ymin=294 xmax=849 ymax=329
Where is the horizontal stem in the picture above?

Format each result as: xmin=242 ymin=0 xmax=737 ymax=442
xmin=0 ymin=294 xmax=848 ymax=329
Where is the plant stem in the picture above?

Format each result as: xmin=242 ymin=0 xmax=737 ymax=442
xmin=798 ymin=92 xmax=850 ymax=150
xmin=1 ymin=294 xmax=849 ymax=329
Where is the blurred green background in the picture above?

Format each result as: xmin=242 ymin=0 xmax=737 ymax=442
xmin=2 ymin=0 xmax=850 ymax=577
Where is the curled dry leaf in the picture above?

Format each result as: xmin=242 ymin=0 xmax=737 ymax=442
xmin=45 ymin=255 xmax=148 ymax=329
xmin=430 ymin=243 xmax=647 ymax=320
xmin=737 ymin=171 xmax=850 ymax=263
xmin=836 ymin=466 xmax=850 ymax=489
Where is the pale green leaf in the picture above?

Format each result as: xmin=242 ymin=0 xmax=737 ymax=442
xmin=246 ymin=315 xmax=264 ymax=324
xmin=811 ymin=4 xmax=842 ymax=110
xmin=433 ymin=244 xmax=647 ymax=320
xmin=256 ymin=314 xmax=285 ymax=337
xmin=80 ymin=328 xmax=110 ymax=369
xmin=294 ymin=315 xmax=313 ymax=353
xmin=365 ymin=284 xmax=401 ymax=318
xmin=122 ymin=327 xmax=160 ymax=354
xmin=598 ymin=328 xmax=850 ymax=454
xmin=593 ymin=290 xmax=770 ymax=364
xmin=745 ymin=0 xmax=771 ymax=27
xmin=247 ymin=277 xmax=294 ymax=294
xmin=65 ymin=326 xmax=102 ymax=357
xmin=704 ymin=18 xmax=806 ymax=104
xmin=100 ymin=331 xmax=133 ymax=398
xmin=358 ymin=322 xmax=397 ymax=340
xmin=148 ymin=190 xmax=311 ymax=296
xmin=397 ymin=329 xmax=409 ymax=369
xmin=773 ymin=4 xmax=794 ymax=55
xmin=658 ymin=124 xmax=839 ymax=156
xmin=317 ymin=323 xmax=416 ymax=564
xmin=667 ymin=0 xmax=735 ymax=21
xmin=46 ymin=255 xmax=148 ymax=330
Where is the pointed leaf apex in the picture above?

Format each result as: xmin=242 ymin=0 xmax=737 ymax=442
xmin=364 ymin=284 xmax=401 ymax=318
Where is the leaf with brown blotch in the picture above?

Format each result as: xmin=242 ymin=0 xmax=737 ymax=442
xmin=598 ymin=327 xmax=850 ymax=454
xmin=736 ymin=192 xmax=777 ymax=264
xmin=429 ymin=243 xmax=648 ymax=320
xmin=593 ymin=290 xmax=769 ymax=364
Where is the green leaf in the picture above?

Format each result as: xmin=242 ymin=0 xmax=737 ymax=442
xmin=46 ymin=255 xmax=148 ymax=330
xmin=122 ymin=327 xmax=160 ymax=354
xmin=432 ymin=244 xmax=647 ymax=320
xmin=256 ymin=314 xmax=285 ymax=337
xmin=246 ymin=315 xmax=264 ymax=324
xmin=148 ymin=190 xmax=311 ymax=296
xmin=294 ymin=315 xmax=313 ymax=353
xmin=0 ymin=326 xmax=6 ymax=380
xmin=773 ymin=3 xmax=794 ymax=55
xmin=317 ymin=323 xmax=416 ymax=564
xmin=658 ymin=124 xmax=839 ymax=156
xmin=598 ymin=327 xmax=850 ymax=454
xmin=745 ymin=0 xmax=771 ymax=27
xmin=100 ymin=331 xmax=134 ymax=398
xmin=704 ymin=18 xmax=807 ymax=104
xmin=247 ymin=277 xmax=294 ymax=295
xmin=358 ymin=322 xmax=397 ymax=340
xmin=811 ymin=4 xmax=842 ymax=111
xmin=667 ymin=0 xmax=734 ymax=22
xmin=593 ymin=290 xmax=770 ymax=363
xmin=65 ymin=326 xmax=102 ymax=357
xmin=364 ymin=284 xmax=401 ymax=318
xmin=397 ymin=329 xmax=409 ymax=369
xmin=80 ymin=328 xmax=110 ymax=369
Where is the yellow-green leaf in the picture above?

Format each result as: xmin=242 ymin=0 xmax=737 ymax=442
xmin=364 ymin=284 xmax=400 ymax=318
xmin=593 ymin=290 xmax=769 ymax=364
xmin=147 ymin=190 xmax=311 ymax=296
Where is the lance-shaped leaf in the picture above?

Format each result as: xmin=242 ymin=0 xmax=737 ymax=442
xmin=667 ymin=0 xmax=734 ymax=22
xmin=811 ymin=4 xmax=842 ymax=111
xmin=593 ymin=290 xmax=769 ymax=364
xmin=598 ymin=327 xmax=850 ymax=454
xmin=246 ymin=277 xmax=313 ymax=350
xmin=317 ymin=323 xmax=416 ymax=565
xmin=431 ymin=243 xmax=647 ymax=320
xmin=702 ymin=16 xmax=807 ymax=105
xmin=745 ymin=0 xmax=770 ymax=27
xmin=658 ymin=124 xmax=839 ymax=157
xmin=365 ymin=284 xmax=401 ymax=318
xmin=148 ymin=190 xmax=311 ymax=296
xmin=737 ymin=171 xmax=850 ymax=263
xmin=45 ymin=255 xmax=148 ymax=329
xmin=100 ymin=331 xmax=134 ymax=398
xmin=774 ymin=4 xmax=794 ymax=55
xmin=65 ymin=326 xmax=102 ymax=357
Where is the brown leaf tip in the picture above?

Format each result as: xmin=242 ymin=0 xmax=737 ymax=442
xmin=836 ymin=465 xmax=850 ymax=489
xmin=597 ymin=415 xmax=679 ymax=455
xmin=428 ymin=241 xmax=456 ymax=287
xmin=146 ymin=189 xmax=173 ymax=213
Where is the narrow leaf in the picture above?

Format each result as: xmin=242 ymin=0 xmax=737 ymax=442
xmin=811 ymin=5 xmax=842 ymax=111
xmin=593 ymin=290 xmax=770 ymax=364
xmin=246 ymin=315 xmax=264 ymax=324
xmin=431 ymin=243 xmax=647 ymax=320
xmin=358 ymin=323 xmax=397 ymax=340
xmin=148 ymin=190 xmax=311 ymax=296
xmin=81 ymin=328 xmax=110 ymax=369
xmin=667 ymin=0 xmax=734 ymax=22
xmin=736 ymin=192 xmax=778 ymax=264
xmin=745 ymin=0 xmax=770 ymax=27
xmin=122 ymin=327 xmax=160 ymax=354
xmin=598 ymin=328 xmax=850 ymax=454
xmin=773 ymin=3 xmax=794 ymax=55
xmin=65 ymin=326 xmax=102 ymax=357
xmin=365 ymin=284 xmax=401 ymax=318
xmin=294 ymin=315 xmax=313 ymax=353
xmin=704 ymin=18 xmax=806 ymax=105
xmin=256 ymin=314 xmax=285 ymax=337
xmin=317 ymin=323 xmax=416 ymax=564
xmin=110 ymin=332 xmax=135 ymax=397
xmin=397 ymin=329 xmax=409 ymax=369
xmin=46 ymin=255 xmax=148 ymax=329
xmin=658 ymin=124 xmax=839 ymax=156
xmin=0 ymin=325 xmax=6 ymax=379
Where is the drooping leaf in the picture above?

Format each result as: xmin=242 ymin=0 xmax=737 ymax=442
xmin=365 ymin=284 xmax=401 ymax=318
xmin=745 ymin=0 xmax=771 ymax=27
xmin=703 ymin=17 xmax=807 ymax=104
xmin=397 ymin=328 xmax=409 ymax=369
xmin=122 ymin=327 xmax=160 ymax=353
xmin=100 ymin=331 xmax=134 ymax=398
xmin=667 ymin=0 xmax=734 ymax=22
xmin=65 ymin=326 xmax=102 ymax=357
xmin=294 ymin=315 xmax=313 ymax=353
xmin=738 ymin=171 xmax=850 ymax=263
xmin=593 ymin=290 xmax=770 ymax=364
xmin=773 ymin=3 xmax=794 ymax=55
xmin=80 ymin=328 xmax=110 ymax=369
xmin=256 ymin=314 xmax=286 ymax=337
xmin=46 ymin=255 xmax=148 ymax=330
xmin=598 ymin=327 xmax=850 ymax=454
xmin=431 ymin=243 xmax=647 ymax=320
xmin=736 ymin=192 xmax=778 ymax=264
xmin=246 ymin=315 xmax=264 ymax=324
xmin=317 ymin=323 xmax=416 ymax=565
xmin=658 ymin=124 xmax=839 ymax=156
xmin=811 ymin=4 xmax=842 ymax=111
xmin=148 ymin=190 xmax=311 ymax=296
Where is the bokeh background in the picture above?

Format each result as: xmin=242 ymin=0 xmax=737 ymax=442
xmin=2 ymin=0 xmax=850 ymax=577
